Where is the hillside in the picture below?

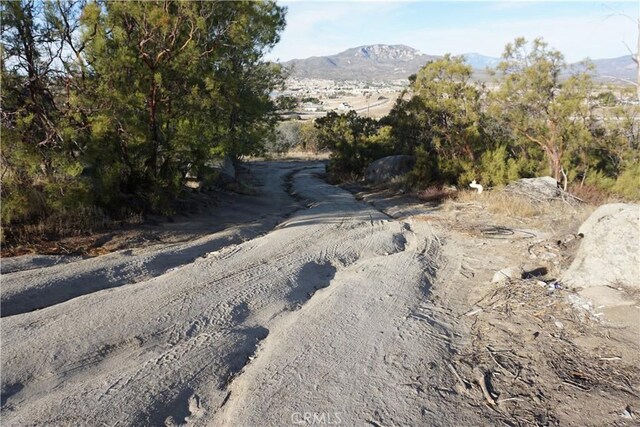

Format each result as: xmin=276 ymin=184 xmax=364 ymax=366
xmin=281 ymin=44 xmax=438 ymax=81
xmin=587 ymin=54 xmax=637 ymax=83
xmin=282 ymin=44 xmax=637 ymax=83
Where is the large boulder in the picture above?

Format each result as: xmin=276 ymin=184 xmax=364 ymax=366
xmin=365 ymin=155 xmax=415 ymax=184
xmin=562 ymin=203 xmax=640 ymax=290
xmin=505 ymin=176 xmax=562 ymax=201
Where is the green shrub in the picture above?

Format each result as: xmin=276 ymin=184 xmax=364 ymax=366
xmin=479 ymin=146 xmax=509 ymax=186
xmin=611 ymin=163 xmax=640 ymax=200
xmin=318 ymin=111 xmax=393 ymax=179
xmin=408 ymin=147 xmax=438 ymax=185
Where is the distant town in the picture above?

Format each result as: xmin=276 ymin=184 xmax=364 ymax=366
xmin=274 ymin=75 xmax=638 ymax=122
xmin=273 ymin=78 xmax=409 ymax=119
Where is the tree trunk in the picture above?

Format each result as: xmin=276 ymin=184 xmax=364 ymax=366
xmin=552 ymin=157 xmax=561 ymax=183
xmin=148 ymin=83 xmax=159 ymax=177
xmin=546 ymin=147 xmax=562 ymax=184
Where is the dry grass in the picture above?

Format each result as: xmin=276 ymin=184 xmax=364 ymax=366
xmin=455 ymin=190 xmax=540 ymax=217
xmin=1 ymin=206 xmax=144 ymax=254
xmin=568 ymin=183 xmax=618 ymax=205
xmin=417 ymin=186 xmax=457 ymax=203
xmin=452 ymin=189 xmax=592 ymax=220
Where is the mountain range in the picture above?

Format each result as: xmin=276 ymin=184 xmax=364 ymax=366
xmin=281 ymin=45 xmax=438 ymax=81
xmin=281 ymin=44 xmax=636 ymax=83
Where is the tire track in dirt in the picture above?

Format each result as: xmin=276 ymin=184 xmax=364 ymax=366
xmin=1 ymin=163 xmax=431 ymax=426
xmin=213 ymin=219 xmax=472 ymax=426
xmin=1 ymin=163 xmax=317 ymax=317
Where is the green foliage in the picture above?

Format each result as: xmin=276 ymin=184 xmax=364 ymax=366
xmin=611 ymin=163 xmax=640 ymax=200
xmin=298 ymin=121 xmax=322 ymax=152
xmin=479 ymin=147 xmax=510 ymax=186
xmin=385 ymin=55 xmax=489 ymax=186
xmin=276 ymin=96 xmax=299 ymax=111
xmin=490 ymin=37 xmax=598 ymax=184
xmin=408 ymin=147 xmax=438 ymax=184
xmin=301 ymin=97 xmax=321 ymax=104
xmin=366 ymin=38 xmax=638 ymax=198
xmin=376 ymin=37 xmax=638 ymax=199
xmin=271 ymin=121 xmax=301 ymax=154
xmin=1 ymin=0 xmax=286 ymax=240
xmin=315 ymin=111 xmax=393 ymax=179
xmin=596 ymin=91 xmax=617 ymax=107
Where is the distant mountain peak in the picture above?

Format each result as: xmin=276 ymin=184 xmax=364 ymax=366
xmin=281 ymin=45 xmax=633 ymax=83
xmin=282 ymin=44 xmax=437 ymax=81
xmin=461 ymin=53 xmax=501 ymax=69
xmin=349 ymin=44 xmax=422 ymax=61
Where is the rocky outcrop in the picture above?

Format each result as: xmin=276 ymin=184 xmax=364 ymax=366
xmin=365 ymin=155 xmax=415 ymax=185
xmin=505 ymin=176 xmax=561 ymax=201
xmin=562 ymin=203 xmax=640 ymax=290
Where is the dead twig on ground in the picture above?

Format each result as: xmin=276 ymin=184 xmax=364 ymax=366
xmin=447 ymin=362 xmax=470 ymax=391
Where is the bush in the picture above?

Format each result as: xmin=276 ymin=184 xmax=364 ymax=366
xmin=1 ymin=205 xmax=111 ymax=246
xmin=317 ymin=111 xmax=393 ymax=180
xmin=479 ymin=146 xmax=509 ymax=186
xmin=611 ymin=163 xmax=640 ymax=200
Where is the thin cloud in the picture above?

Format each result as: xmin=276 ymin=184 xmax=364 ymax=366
xmin=396 ymin=14 xmax=636 ymax=61
xmin=269 ymin=1 xmax=638 ymax=62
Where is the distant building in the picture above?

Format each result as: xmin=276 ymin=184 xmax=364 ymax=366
xmin=337 ymin=102 xmax=351 ymax=111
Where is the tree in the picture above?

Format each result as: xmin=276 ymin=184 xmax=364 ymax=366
xmin=210 ymin=1 xmax=286 ymax=160
xmin=298 ymin=120 xmax=321 ymax=152
xmin=275 ymin=95 xmax=299 ymax=112
xmin=1 ymin=0 xmax=287 ymax=238
xmin=384 ymin=55 xmax=487 ymax=184
xmin=1 ymin=0 xmax=93 ymax=227
xmin=81 ymin=0 xmax=285 ymax=210
xmin=492 ymin=37 xmax=595 ymax=187
xmin=316 ymin=111 xmax=390 ymax=178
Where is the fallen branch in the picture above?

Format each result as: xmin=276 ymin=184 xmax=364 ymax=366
xmin=487 ymin=346 xmax=516 ymax=378
xmin=496 ymin=397 xmax=525 ymax=404
xmin=447 ymin=362 xmax=470 ymax=391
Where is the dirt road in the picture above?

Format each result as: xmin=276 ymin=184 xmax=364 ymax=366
xmin=1 ymin=161 xmax=638 ymax=426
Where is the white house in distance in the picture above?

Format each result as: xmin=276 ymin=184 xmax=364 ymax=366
xmin=336 ymin=102 xmax=351 ymax=111
xmin=302 ymin=102 xmax=320 ymax=112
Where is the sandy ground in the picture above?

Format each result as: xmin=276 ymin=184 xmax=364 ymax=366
xmin=1 ymin=161 xmax=638 ymax=426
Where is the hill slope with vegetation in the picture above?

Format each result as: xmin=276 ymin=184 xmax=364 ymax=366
xmin=302 ymin=38 xmax=639 ymax=201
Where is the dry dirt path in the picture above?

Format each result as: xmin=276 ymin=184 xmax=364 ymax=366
xmin=0 ymin=162 xmax=472 ymax=426
xmin=4 ymin=162 xmax=636 ymax=426
xmin=0 ymin=162 xmax=308 ymax=317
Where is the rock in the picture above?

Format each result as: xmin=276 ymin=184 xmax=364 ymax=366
xmin=579 ymin=286 xmax=636 ymax=308
xmin=554 ymin=320 xmax=564 ymax=329
xmin=562 ymin=203 xmax=640 ymax=290
xmin=492 ymin=267 xmax=523 ymax=283
xmin=505 ymin=176 xmax=562 ymax=201
xmin=208 ymin=155 xmax=236 ymax=184
xmin=184 ymin=179 xmax=202 ymax=191
xmin=365 ymin=155 xmax=415 ymax=184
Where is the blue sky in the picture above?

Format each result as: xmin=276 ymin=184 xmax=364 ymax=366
xmin=266 ymin=1 xmax=639 ymax=62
